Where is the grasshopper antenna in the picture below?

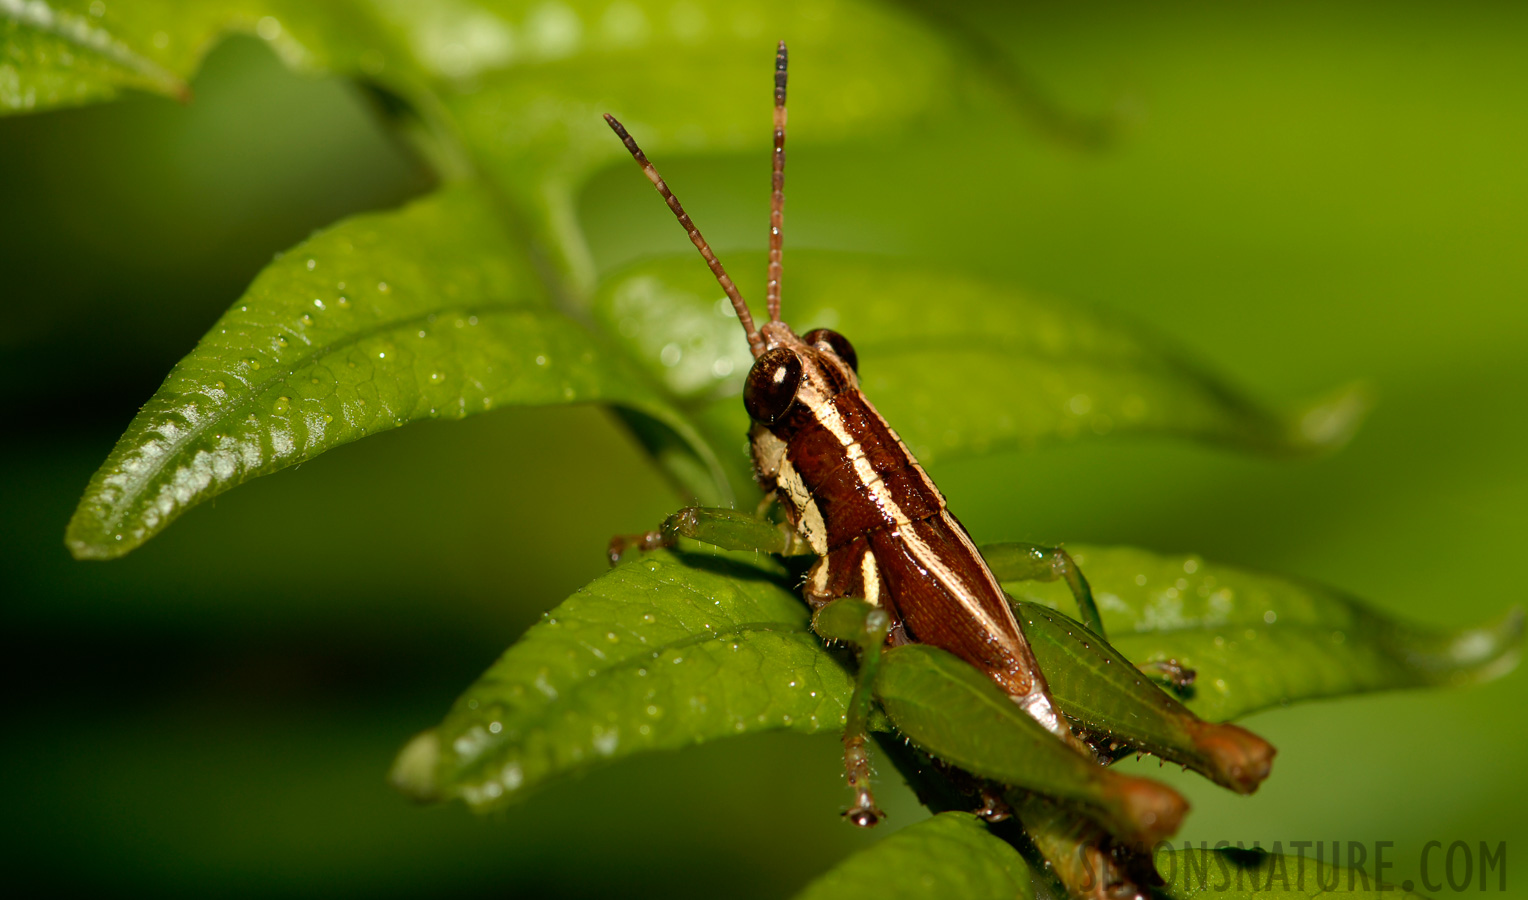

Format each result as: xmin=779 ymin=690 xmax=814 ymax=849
xmin=766 ymin=40 xmax=787 ymax=323
xmin=603 ymin=113 xmax=766 ymax=358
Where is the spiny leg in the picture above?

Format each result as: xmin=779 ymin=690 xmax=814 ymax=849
xmin=984 ymin=542 xmax=1198 ymax=685
xmin=607 ymin=506 xmax=812 ymax=565
xmin=813 ymin=597 xmax=892 ymax=827
xmin=980 ymin=541 xmax=1105 ymax=638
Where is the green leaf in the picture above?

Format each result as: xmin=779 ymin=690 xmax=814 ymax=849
xmin=66 ymin=185 xmax=714 ymax=559
xmin=875 ymin=644 xmax=1187 ymax=846
xmin=0 ymin=1 xmax=408 ymax=114
xmin=2 ymin=0 xmax=191 ymax=111
xmin=430 ymin=0 xmax=989 ymax=288
xmin=594 ymin=252 xmax=1369 ymax=497
xmin=393 ymin=549 xmax=852 ymax=812
xmin=1158 ymin=846 xmax=1429 ymax=898
xmin=792 ymin=812 xmax=1033 ymax=900
xmin=1003 ymin=544 xmax=1525 ymax=722
xmin=4 ymin=2 xmax=1021 ymax=286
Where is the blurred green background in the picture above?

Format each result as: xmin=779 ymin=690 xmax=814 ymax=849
xmin=3 ymin=1 xmax=1524 ymax=895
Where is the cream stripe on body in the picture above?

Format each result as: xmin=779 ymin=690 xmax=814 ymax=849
xmin=785 ymin=362 xmax=1021 ymax=653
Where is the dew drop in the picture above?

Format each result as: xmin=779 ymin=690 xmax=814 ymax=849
xmin=641 ymin=613 xmax=655 ymax=624
xmin=488 ymin=721 xmax=502 ymax=734
xmin=244 ymin=358 xmax=261 ymax=370
xmin=535 ymin=355 xmax=548 ymax=366
xmin=275 ymin=336 xmax=288 ymax=348
xmin=429 ymin=371 xmax=445 ymax=384
xmin=306 ymin=258 xmax=316 ymax=270
xmin=336 ymin=296 xmax=350 ymax=308
xmin=300 ymin=314 xmax=314 ymax=326
xmin=214 ymin=380 xmax=226 ymax=390
xmin=272 ymin=396 xmax=291 ymax=414
xmin=377 ymin=281 xmax=389 ymax=292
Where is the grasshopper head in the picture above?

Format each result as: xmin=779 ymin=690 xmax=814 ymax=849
xmin=743 ymin=323 xmax=859 ymax=429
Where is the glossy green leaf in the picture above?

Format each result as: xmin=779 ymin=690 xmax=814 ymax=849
xmin=1002 ymin=544 xmax=1524 ymax=722
xmin=1158 ymin=846 xmax=1428 ymax=898
xmin=792 ymin=812 xmax=1033 ymax=900
xmin=392 ymin=549 xmax=853 ymax=812
xmin=594 ymin=252 xmax=1370 ymax=498
xmin=875 ymin=644 xmax=1187 ymax=846
xmin=0 ymin=1 xmax=408 ymax=114
xmin=66 ymin=185 xmax=714 ymax=560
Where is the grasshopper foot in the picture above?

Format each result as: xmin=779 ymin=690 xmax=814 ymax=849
xmin=606 ymin=530 xmax=674 ymax=566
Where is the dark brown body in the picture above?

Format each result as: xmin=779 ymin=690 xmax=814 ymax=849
xmin=750 ymin=322 xmax=1068 ymax=737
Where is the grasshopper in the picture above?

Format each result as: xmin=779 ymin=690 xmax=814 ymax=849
xmin=605 ymin=43 xmax=1272 ymax=854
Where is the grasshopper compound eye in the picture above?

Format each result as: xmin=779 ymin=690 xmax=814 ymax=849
xmin=803 ymin=328 xmax=858 ymax=373
xmin=743 ymin=347 xmax=802 ymax=425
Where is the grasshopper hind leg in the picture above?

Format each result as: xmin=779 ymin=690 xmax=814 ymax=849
xmin=980 ymin=541 xmax=1105 ymax=638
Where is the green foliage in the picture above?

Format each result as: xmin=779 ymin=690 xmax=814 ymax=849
xmin=392 ymin=548 xmax=849 ymax=811
xmin=64 ymin=185 xmax=714 ymax=558
xmin=7 ymin=1 xmax=1525 ymax=897
xmin=401 ymin=540 xmax=1516 ymax=852
xmin=793 ymin=813 xmax=1033 ymax=900
xmin=1011 ymin=546 xmax=1525 ymax=722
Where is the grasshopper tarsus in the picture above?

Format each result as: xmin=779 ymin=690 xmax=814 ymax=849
xmin=606 ymin=529 xmax=672 ymax=566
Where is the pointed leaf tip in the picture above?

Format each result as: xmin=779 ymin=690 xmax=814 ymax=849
xmin=65 ymin=185 xmax=708 ymax=559
xmin=1290 ymin=381 xmax=1373 ymax=453
xmin=390 ymin=730 xmax=441 ymax=802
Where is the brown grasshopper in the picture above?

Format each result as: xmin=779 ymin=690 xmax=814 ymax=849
xmin=605 ymin=43 xmax=1272 ymax=855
